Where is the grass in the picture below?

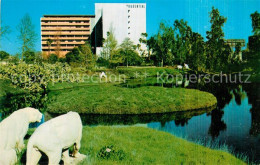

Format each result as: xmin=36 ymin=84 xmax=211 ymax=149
xmin=46 ymin=84 xmax=217 ymax=114
xmin=47 ymin=74 xmax=124 ymax=91
xmin=17 ymin=126 xmax=246 ymax=164
xmin=117 ymin=66 xmax=187 ymax=78
xmin=78 ymin=126 xmax=246 ymax=164
xmin=0 ymin=79 xmax=26 ymax=97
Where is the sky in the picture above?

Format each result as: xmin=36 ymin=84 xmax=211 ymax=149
xmin=0 ymin=0 xmax=259 ymax=55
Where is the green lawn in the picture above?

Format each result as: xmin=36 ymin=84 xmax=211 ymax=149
xmin=20 ymin=126 xmax=245 ymax=165
xmin=79 ymin=126 xmax=245 ymax=164
xmin=46 ymin=84 xmax=217 ymax=114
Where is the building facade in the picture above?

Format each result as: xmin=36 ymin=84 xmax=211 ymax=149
xmin=41 ymin=15 xmax=95 ymax=58
xmin=93 ymin=3 xmax=147 ymax=56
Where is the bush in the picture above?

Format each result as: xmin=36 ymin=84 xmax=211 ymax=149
xmin=97 ymin=145 xmax=126 ymax=161
xmin=0 ymin=62 xmax=71 ymax=92
xmin=23 ymin=51 xmax=36 ymax=64
xmin=0 ymin=51 xmax=10 ymax=61
xmin=48 ymin=54 xmax=58 ymax=64
xmin=97 ymin=57 xmax=109 ymax=67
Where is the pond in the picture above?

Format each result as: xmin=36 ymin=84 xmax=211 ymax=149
xmin=0 ymin=80 xmax=259 ymax=163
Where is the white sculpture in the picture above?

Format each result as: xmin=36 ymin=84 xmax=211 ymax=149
xmin=184 ymin=63 xmax=189 ymax=69
xmin=0 ymin=149 xmax=17 ymax=165
xmin=177 ymin=65 xmax=183 ymax=70
xmin=26 ymin=111 xmax=85 ymax=165
xmin=0 ymin=107 xmax=42 ymax=165
xmin=62 ymin=150 xmax=87 ymax=165
xmin=99 ymin=72 xmax=107 ymax=79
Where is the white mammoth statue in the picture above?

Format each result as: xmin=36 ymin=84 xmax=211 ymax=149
xmin=0 ymin=149 xmax=17 ymax=165
xmin=0 ymin=107 xmax=42 ymax=165
xmin=26 ymin=111 xmax=85 ymax=165
xmin=177 ymin=65 xmax=183 ymax=70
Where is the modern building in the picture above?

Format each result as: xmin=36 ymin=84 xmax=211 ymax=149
xmin=93 ymin=3 xmax=147 ymax=56
xmin=41 ymin=15 xmax=95 ymax=58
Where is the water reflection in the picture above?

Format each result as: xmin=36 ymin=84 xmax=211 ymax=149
xmin=47 ymin=107 xmax=214 ymax=126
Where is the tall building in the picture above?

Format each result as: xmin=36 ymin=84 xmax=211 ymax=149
xmin=41 ymin=15 xmax=95 ymax=58
xmin=93 ymin=3 xmax=147 ymax=56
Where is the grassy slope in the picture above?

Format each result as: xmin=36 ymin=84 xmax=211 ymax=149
xmin=47 ymin=85 xmax=217 ymax=114
xmin=79 ymin=126 xmax=245 ymax=164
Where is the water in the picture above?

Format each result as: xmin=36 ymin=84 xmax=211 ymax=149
xmin=0 ymin=81 xmax=259 ymax=163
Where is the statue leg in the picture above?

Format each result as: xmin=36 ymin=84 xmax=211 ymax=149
xmin=47 ymin=149 xmax=62 ymax=165
xmin=26 ymin=147 xmax=42 ymax=165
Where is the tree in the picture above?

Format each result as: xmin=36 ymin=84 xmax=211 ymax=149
xmin=54 ymin=29 xmax=62 ymax=58
xmin=78 ymin=43 xmax=95 ymax=68
xmin=65 ymin=43 xmax=94 ymax=67
xmin=65 ymin=47 xmax=81 ymax=65
xmin=188 ymin=32 xmax=206 ymax=71
xmin=206 ymin=7 xmax=228 ymax=71
xmin=23 ymin=51 xmax=36 ymax=64
xmin=0 ymin=51 xmax=10 ymax=61
xmin=148 ymin=22 xmax=175 ymax=66
xmin=245 ymin=11 xmax=260 ymax=73
xmin=234 ymin=42 xmax=242 ymax=61
xmin=17 ymin=14 xmax=37 ymax=61
xmin=48 ymin=54 xmax=58 ymax=64
xmin=0 ymin=26 xmax=10 ymax=38
xmin=46 ymin=38 xmax=53 ymax=57
xmin=102 ymin=28 xmax=118 ymax=60
xmin=138 ymin=33 xmax=148 ymax=57
xmin=173 ymin=19 xmax=193 ymax=65
xmin=0 ymin=25 xmax=11 ymax=49
xmin=250 ymin=11 xmax=260 ymax=36
xmin=120 ymin=38 xmax=134 ymax=67
xmin=118 ymin=38 xmax=142 ymax=67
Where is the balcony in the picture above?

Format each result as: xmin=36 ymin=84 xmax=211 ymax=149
xmin=41 ymin=22 xmax=90 ymax=26
xmin=41 ymin=31 xmax=90 ymax=35
xmin=41 ymin=27 xmax=90 ymax=31
xmin=41 ymin=17 xmax=92 ymax=21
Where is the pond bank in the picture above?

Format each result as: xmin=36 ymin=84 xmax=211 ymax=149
xmin=46 ymin=85 xmax=217 ymax=114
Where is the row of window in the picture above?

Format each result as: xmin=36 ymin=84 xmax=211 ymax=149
xmin=43 ymin=49 xmax=71 ymax=51
xmin=126 ymin=4 xmax=145 ymax=8
xmin=42 ymin=30 xmax=90 ymax=32
xmin=41 ymin=21 xmax=90 ymax=23
xmin=42 ymin=25 xmax=90 ymax=28
xmin=44 ymin=16 xmax=92 ymax=18
xmin=42 ymin=44 xmax=82 ymax=47
xmin=42 ymin=40 xmax=85 ymax=43
xmin=42 ymin=35 xmax=89 ymax=38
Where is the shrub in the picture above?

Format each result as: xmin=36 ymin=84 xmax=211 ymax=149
xmin=0 ymin=62 xmax=71 ymax=92
xmin=97 ymin=145 xmax=126 ymax=161
xmin=23 ymin=51 xmax=36 ymax=64
xmin=0 ymin=51 xmax=10 ymax=61
xmin=48 ymin=54 xmax=58 ymax=64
